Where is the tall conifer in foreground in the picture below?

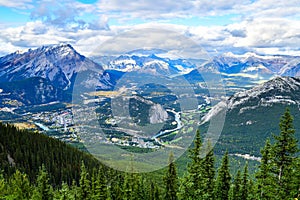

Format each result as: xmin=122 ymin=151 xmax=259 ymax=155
xmin=32 ymin=165 xmax=53 ymax=200
xmin=214 ymin=151 xmax=231 ymax=200
xmin=256 ymin=108 xmax=299 ymax=199
xmin=273 ymin=108 xmax=299 ymax=199
xmin=0 ymin=171 xmax=6 ymax=198
xmin=255 ymin=139 xmax=274 ymax=199
xmin=202 ymin=141 xmax=215 ymax=200
xmin=78 ymin=162 xmax=91 ymax=200
xmin=179 ymin=129 xmax=204 ymax=199
xmin=241 ymin=163 xmax=249 ymax=200
xmin=164 ymin=152 xmax=178 ymax=200
xmin=7 ymin=170 xmax=32 ymax=199
xmin=231 ymin=170 xmax=242 ymax=200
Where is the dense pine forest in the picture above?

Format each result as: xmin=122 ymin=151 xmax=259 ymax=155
xmin=0 ymin=108 xmax=300 ymax=199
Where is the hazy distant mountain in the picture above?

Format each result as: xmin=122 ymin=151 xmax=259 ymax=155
xmin=187 ymin=52 xmax=300 ymax=77
xmin=96 ymin=51 xmax=300 ymax=77
xmin=93 ymin=51 xmax=197 ymax=76
xmin=214 ymin=52 xmax=300 ymax=74
xmin=183 ymin=52 xmax=300 ymax=90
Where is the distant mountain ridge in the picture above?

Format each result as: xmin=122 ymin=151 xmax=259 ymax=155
xmin=95 ymin=51 xmax=300 ymax=78
xmin=226 ymin=76 xmax=300 ymax=112
xmin=94 ymin=53 xmax=196 ymax=76
xmin=196 ymin=52 xmax=300 ymax=76
xmin=203 ymin=76 xmax=300 ymax=122
xmin=201 ymin=76 xmax=300 ymax=155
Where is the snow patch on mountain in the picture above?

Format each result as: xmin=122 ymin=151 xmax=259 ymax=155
xmin=241 ymin=64 xmax=270 ymax=73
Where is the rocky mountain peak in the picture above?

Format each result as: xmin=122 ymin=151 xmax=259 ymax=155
xmin=0 ymin=44 xmax=105 ymax=90
xmin=201 ymin=76 xmax=300 ymax=124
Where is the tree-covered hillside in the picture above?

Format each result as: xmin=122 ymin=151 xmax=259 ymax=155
xmin=0 ymin=122 xmax=101 ymax=185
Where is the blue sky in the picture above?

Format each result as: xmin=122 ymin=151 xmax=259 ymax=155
xmin=0 ymin=0 xmax=300 ymax=56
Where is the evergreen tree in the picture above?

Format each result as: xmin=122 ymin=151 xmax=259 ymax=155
xmin=78 ymin=162 xmax=91 ymax=200
xmin=179 ymin=129 xmax=204 ymax=199
xmin=134 ymin=175 xmax=145 ymax=200
xmin=247 ymin=179 xmax=257 ymax=200
xmin=108 ymin=171 xmax=123 ymax=200
xmin=0 ymin=171 xmax=7 ymax=198
xmin=91 ymin=167 xmax=108 ymax=200
xmin=241 ymin=163 xmax=249 ymax=200
xmin=69 ymin=180 xmax=80 ymax=200
xmin=256 ymin=108 xmax=299 ymax=199
xmin=56 ymin=182 xmax=73 ymax=200
xmin=231 ymin=170 xmax=242 ymax=200
xmin=7 ymin=170 xmax=32 ymax=200
xmin=123 ymin=171 xmax=139 ymax=200
xmin=149 ymin=182 xmax=155 ymax=200
xmin=122 ymin=171 xmax=144 ymax=200
xmin=214 ymin=151 xmax=231 ymax=200
xmin=149 ymin=182 xmax=160 ymax=200
xmin=164 ymin=152 xmax=178 ymax=200
xmin=122 ymin=173 xmax=131 ymax=200
xmin=255 ymin=139 xmax=274 ymax=199
xmin=273 ymin=108 xmax=299 ymax=198
xmin=31 ymin=165 xmax=53 ymax=200
xmin=202 ymin=141 xmax=215 ymax=200
xmin=293 ymin=158 xmax=300 ymax=199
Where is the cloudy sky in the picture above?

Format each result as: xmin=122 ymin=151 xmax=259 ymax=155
xmin=0 ymin=0 xmax=300 ymax=57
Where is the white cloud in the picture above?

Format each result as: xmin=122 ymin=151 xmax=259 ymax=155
xmin=30 ymin=0 xmax=109 ymax=31
xmin=0 ymin=21 xmax=72 ymax=51
xmin=95 ymin=0 xmax=253 ymax=21
xmin=225 ymin=18 xmax=300 ymax=54
xmin=1 ymin=18 xmax=300 ymax=57
xmin=0 ymin=0 xmax=33 ymax=9
xmin=240 ymin=0 xmax=300 ymax=19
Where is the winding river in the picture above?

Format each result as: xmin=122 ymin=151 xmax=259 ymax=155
xmin=152 ymin=109 xmax=183 ymax=139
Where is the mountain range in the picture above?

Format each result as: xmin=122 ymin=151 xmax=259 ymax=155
xmin=95 ymin=50 xmax=300 ymax=76
xmin=94 ymin=49 xmax=300 ymax=92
